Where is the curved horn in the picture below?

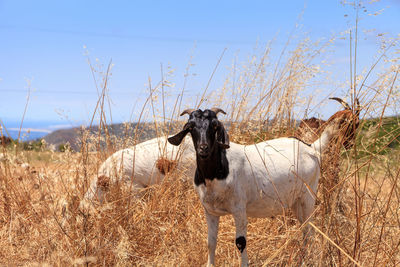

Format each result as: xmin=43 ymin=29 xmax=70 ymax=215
xmin=329 ymin=97 xmax=351 ymax=110
xmin=180 ymin=109 xmax=195 ymax=116
xmin=210 ymin=108 xmax=226 ymax=115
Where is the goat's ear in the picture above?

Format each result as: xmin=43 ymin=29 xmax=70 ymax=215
xmin=216 ymin=121 xmax=230 ymax=149
xmin=168 ymin=123 xmax=191 ymax=146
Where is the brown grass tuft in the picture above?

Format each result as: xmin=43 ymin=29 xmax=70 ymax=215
xmin=156 ymin=157 xmax=178 ymax=175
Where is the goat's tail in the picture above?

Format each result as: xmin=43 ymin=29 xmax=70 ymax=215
xmin=311 ymin=123 xmax=337 ymax=153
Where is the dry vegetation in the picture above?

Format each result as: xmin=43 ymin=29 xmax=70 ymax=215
xmin=1 ymin=16 xmax=400 ymax=267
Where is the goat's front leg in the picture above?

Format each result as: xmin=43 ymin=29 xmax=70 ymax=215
xmin=205 ymin=211 xmax=220 ymax=267
xmin=233 ymin=208 xmax=248 ymax=267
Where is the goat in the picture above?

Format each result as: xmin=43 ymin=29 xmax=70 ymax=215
xmin=295 ymin=98 xmax=360 ymax=212
xmin=168 ymin=108 xmax=353 ymax=267
xmin=83 ymin=135 xmax=195 ymax=203
xmin=295 ymin=97 xmax=360 ymax=147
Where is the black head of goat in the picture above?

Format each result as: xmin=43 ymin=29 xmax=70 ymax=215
xmin=168 ymin=108 xmax=229 ymax=161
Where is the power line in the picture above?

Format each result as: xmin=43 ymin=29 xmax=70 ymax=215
xmin=0 ymin=24 xmax=258 ymax=46
xmin=2 ymin=89 xmax=131 ymax=95
xmin=1 ymin=89 xmax=199 ymax=96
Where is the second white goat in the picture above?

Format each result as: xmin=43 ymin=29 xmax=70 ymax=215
xmin=84 ymin=136 xmax=195 ymax=202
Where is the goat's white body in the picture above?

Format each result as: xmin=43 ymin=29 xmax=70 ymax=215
xmin=196 ymin=138 xmax=320 ymax=219
xmin=84 ymin=136 xmax=195 ymax=201
xmin=193 ymin=124 xmax=335 ymax=267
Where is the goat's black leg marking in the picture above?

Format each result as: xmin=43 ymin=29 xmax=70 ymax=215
xmin=235 ymin=236 xmax=246 ymax=253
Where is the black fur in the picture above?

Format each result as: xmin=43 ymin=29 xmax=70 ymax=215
xmin=168 ymin=109 xmax=230 ymax=186
xmin=194 ymin=145 xmax=229 ymax=186
xmin=235 ymin=236 xmax=246 ymax=253
xmin=167 ymin=122 xmax=193 ymax=146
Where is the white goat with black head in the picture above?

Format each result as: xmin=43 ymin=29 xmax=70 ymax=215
xmin=168 ymin=108 xmax=348 ymax=267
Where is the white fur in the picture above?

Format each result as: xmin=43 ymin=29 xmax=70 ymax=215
xmin=83 ymin=136 xmax=195 ymax=202
xmin=195 ymin=123 xmax=336 ymax=267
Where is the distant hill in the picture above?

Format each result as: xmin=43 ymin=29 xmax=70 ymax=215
xmin=43 ymin=127 xmax=82 ymax=151
xmin=43 ymin=122 xmax=179 ymax=151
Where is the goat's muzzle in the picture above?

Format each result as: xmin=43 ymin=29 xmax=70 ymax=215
xmin=198 ymin=144 xmax=210 ymax=159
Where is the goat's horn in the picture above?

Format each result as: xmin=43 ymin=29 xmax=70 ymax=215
xmin=210 ymin=108 xmax=226 ymax=115
xmin=329 ymin=97 xmax=351 ymax=110
xmin=180 ymin=109 xmax=195 ymax=116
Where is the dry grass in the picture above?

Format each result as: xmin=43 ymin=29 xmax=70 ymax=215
xmin=1 ymin=31 xmax=400 ymax=266
xmin=2 ymin=125 xmax=400 ymax=266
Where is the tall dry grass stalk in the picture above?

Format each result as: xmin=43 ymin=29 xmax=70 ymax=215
xmin=1 ymin=30 xmax=400 ymax=266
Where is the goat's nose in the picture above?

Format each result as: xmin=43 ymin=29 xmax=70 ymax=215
xmin=199 ymin=144 xmax=208 ymax=152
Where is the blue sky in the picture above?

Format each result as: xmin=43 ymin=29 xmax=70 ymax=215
xmin=0 ymin=0 xmax=399 ymax=132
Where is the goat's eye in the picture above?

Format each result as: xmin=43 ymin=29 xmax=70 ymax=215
xmin=185 ymin=122 xmax=195 ymax=132
xmin=211 ymin=119 xmax=219 ymax=130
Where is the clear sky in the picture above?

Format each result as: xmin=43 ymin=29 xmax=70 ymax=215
xmin=0 ymin=0 xmax=399 ymax=131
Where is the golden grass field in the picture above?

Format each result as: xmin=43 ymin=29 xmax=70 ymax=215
xmin=1 ymin=34 xmax=400 ymax=266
